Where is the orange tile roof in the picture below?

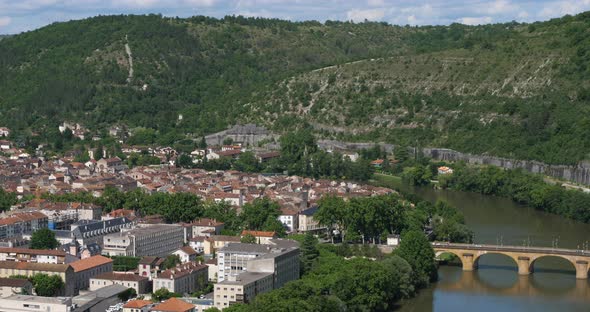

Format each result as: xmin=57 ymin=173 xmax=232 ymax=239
xmin=70 ymin=255 xmax=113 ymax=272
xmin=123 ymin=299 xmax=153 ymax=308
xmin=151 ymin=298 xmax=195 ymax=312
xmin=241 ymin=230 xmax=277 ymax=237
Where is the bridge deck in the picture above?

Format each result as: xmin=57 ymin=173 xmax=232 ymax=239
xmin=432 ymin=242 xmax=590 ymax=257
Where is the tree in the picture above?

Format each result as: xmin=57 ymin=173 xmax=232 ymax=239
xmin=0 ymin=189 xmax=17 ymax=213
xmin=118 ymin=288 xmax=137 ymax=301
xmin=395 ymin=230 xmax=437 ymax=288
xmin=176 ymin=153 xmax=193 ymax=168
xmin=152 ymin=288 xmax=180 ymax=302
xmin=240 ymin=233 xmax=256 ymax=244
xmin=300 ymin=232 xmax=319 ymax=274
xmin=203 ymin=308 xmax=222 ymax=312
xmin=31 ymin=274 xmax=64 ymax=297
xmin=30 ymin=228 xmax=59 ymax=250
xmin=233 ymin=151 xmax=260 ymax=172
xmin=162 ymin=255 xmax=181 ymax=269
xmin=316 ymin=195 xmax=346 ymax=243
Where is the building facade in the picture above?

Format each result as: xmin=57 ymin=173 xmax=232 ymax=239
xmin=102 ymin=224 xmax=184 ymax=257
xmin=153 ymin=262 xmax=208 ymax=295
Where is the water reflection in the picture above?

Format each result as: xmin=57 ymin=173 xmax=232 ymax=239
xmin=388 ymin=180 xmax=590 ymax=311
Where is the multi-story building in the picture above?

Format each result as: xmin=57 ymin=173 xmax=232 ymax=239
xmin=213 ymin=272 xmax=274 ymax=310
xmin=90 ymin=272 xmax=150 ymax=294
xmin=278 ymin=209 xmax=298 ymax=233
xmin=0 ymin=261 xmax=76 ymax=296
xmin=153 ymin=262 xmax=208 ymax=295
xmin=213 ymin=239 xmax=299 ymax=310
xmin=298 ymin=206 xmax=324 ymax=232
xmin=102 ymin=224 xmax=184 ymax=257
xmin=190 ymin=218 xmax=224 ymax=237
xmin=66 ymin=217 xmax=134 ymax=247
xmin=203 ymin=235 xmax=240 ymax=255
xmin=173 ymin=246 xmax=198 ymax=263
xmin=138 ymin=256 xmax=164 ymax=280
xmin=69 ymin=255 xmax=113 ymax=293
xmin=0 ymin=248 xmax=67 ymax=264
xmin=0 ymin=211 xmax=48 ymax=239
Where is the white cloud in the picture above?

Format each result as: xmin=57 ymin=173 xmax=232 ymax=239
xmin=367 ymin=0 xmax=385 ymax=6
xmin=478 ymin=0 xmax=518 ymax=15
xmin=346 ymin=8 xmax=385 ymax=22
xmin=538 ymin=0 xmax=590 ymax=19
xmin=456 ymin=16 xmax=493 ymax=25
xmin=0 ymin=16 xmax=11 ymax=27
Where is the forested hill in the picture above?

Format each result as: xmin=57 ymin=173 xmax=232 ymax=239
xmin=1 ymin=13 xmax=590 ymax=164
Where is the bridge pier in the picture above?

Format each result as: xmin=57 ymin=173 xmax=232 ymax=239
xmin=517 ymin=256 xmax=531 ymax=275
xmin=462 ymin=253 xmax=476 ymax=271
xmin=575 ymin=260 xmax=588 ymax=279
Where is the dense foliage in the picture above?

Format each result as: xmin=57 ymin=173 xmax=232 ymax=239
xmin=30 ymin=274 xmax=64 ymax=297
xmin=445 ymin=164 xmax=590 ymax=223
xmin=30 ymin=228 xmax=59 ymax=250
xmin=315 ymin=193 xmax=471 ymax=244
xmin=110 ymin=256 xmax=141 ymax=271
xmin=3 ymin=13 xmax=590 ymax=164
xmin=224 ymin=238 xmax=435 ymax=312
xmin=0 ymin=189 xmax=17 ymax=212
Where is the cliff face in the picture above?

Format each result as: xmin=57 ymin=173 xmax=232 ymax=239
xmin=317 ymin=139 xmax=590 ymax=185
xmin=423 ymin=148 xmax=590 ymax=186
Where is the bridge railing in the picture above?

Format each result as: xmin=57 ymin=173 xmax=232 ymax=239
xmin=431 ymin=242 xmax=590 ymax=257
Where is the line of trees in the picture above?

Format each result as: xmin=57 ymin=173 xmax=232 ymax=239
xmin=44 ymin=188 xmax=289 ymax=236
xmin=315 ymin=194 xmax=472 ymax=244
xmin=444 ymin=164 xmax=590 ymax=223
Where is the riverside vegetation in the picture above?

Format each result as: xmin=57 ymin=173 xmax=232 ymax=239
xmin=2 ymin=13 xmax=590 ymax=165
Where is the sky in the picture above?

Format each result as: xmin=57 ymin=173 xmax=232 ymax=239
xmin=0 ymin=0 xmax=590 ymax=34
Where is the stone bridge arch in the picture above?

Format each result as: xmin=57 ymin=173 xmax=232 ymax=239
xmin=528 ymin=254 xmax=583 ymax=278
xmin=472 ymin=251 xmax=519 ymax=271
xmin=435 ymin=250 xmax=466 ymax=268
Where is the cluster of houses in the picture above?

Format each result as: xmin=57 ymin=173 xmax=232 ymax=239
xmin=0 ymin=216 xmax=301 ymax=311
xmin=0 ymin=125 xmax=400 ymax=311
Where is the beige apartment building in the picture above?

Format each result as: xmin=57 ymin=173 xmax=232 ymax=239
xmin=0 ymin=295 xmax=72 ymax=312
xmin=214 ymin=239 xmax=300 ymax=310
xmin=213 ymin=272 xmax=274 ymax=309
xmin=153 ymin=262 xmax=208 ymax=295
xmin=0 ymin=261 xmax=76 ymax=296
xmin=102 ymin=224 xmax=184 ymax=257
xmin=90 ymin=272 xmax=150 ymax=294
xmin=69 ymin=255 xmax=113 ymax=293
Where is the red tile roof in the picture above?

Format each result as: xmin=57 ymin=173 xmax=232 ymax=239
xmin=151 ymin=298 xmax=195 ymax=312
xmin=123 ymin=299 xmax=153 ymax=309
xmin=70 ymin=255 xmax=113 ymax=272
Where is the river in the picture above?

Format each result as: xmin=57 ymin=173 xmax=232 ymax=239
xmin=386 ymin=180 xmax=590 ymax=311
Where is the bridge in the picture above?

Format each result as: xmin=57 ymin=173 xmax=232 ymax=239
xmin=433 ymin=242 xmax=590 ymax=279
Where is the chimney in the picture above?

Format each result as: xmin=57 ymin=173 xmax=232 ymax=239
xmin=69 ymin=244 xmax=77 ymax=257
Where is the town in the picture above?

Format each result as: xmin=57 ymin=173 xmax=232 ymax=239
xmin=0 ymin=125 xmax=396 ymax=312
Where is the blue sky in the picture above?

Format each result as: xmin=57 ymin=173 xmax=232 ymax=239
xmin=0 ymin=0 xmax=589 ymax=34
